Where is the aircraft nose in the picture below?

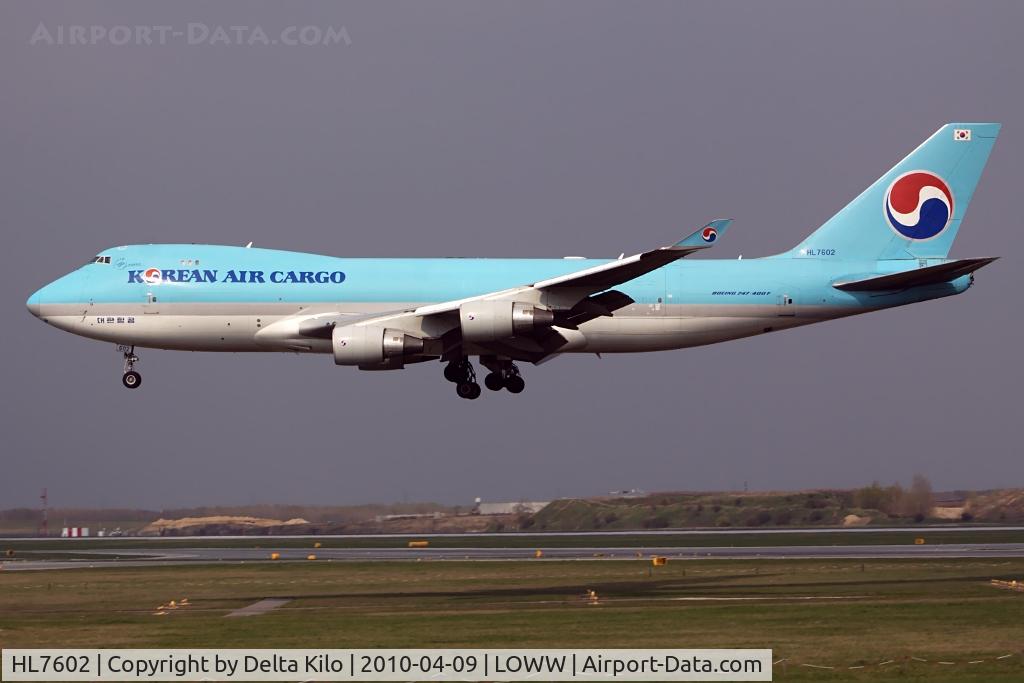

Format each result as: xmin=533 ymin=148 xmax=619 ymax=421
xmin=27 ymin=289 xmax=42 ymax=317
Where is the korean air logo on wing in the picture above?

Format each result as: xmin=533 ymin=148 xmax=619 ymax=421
xmin=884 ymin=171 xmax=954 ymax=240
xmin=701 ymin=226 xmax=718 ymax=243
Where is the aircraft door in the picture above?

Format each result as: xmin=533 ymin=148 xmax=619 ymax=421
xmin=142 ymin=289 xmax=160 ymax=314
xmin=776 ymin=292 xmax=797 ymax=317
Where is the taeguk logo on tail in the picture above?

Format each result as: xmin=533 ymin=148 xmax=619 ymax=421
xmin=701 ymin=226 xmax=718 ymax=243
xmin=884 ymin=171 xmax=954 ymax=240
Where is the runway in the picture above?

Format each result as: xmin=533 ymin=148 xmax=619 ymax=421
xmin=4 ymin=542 xmax=1024 ymax=571
xmin=6 ymin=525 xmax=1021 ymax=541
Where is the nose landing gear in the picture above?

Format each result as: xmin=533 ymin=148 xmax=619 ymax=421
xmin=120 ymin=345 xmax=141 ymax=389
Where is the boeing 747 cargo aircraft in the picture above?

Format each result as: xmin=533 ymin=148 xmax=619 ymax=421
xmin=27 ymin=123 xmax=999 ymax=399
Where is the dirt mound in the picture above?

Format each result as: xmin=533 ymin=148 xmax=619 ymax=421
xmin=334 ymin=514 xmax=509 ymax=535
xmin=966 ymin=490 xmax=1024 ymax=522
xmin=932 ymin=506 xmax=965 ymax=520
xmin=142 ymin=516 xmax=308 ymax=534
xmin=842 ymin=514 xmax=871 ymax=527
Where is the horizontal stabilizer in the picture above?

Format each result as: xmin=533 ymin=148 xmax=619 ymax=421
xmin=833 ymin=257 xmax=998 ymax=292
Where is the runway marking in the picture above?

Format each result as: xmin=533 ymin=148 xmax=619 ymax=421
xmin=660 ymin=595 xmax=866 ymax=602
xmin=225 ymin=598 xmax=291 ymax=618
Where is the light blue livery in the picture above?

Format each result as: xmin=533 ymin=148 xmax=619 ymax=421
xmin=27 ymin=123 xmax=1000 ymax=398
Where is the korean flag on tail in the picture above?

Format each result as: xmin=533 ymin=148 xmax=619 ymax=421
xmin=954 ymin=128 xmax=972 ymax=141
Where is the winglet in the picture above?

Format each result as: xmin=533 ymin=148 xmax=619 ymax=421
xmin=672 ymin=219 xmax=733 ymax=249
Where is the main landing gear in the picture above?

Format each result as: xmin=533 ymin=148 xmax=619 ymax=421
xmin=445 ymin=356 xmax=525 ymax=398
xmin=483 ymin=363 xmax=525 ymax=394
xmin=120 ymin=345 xmax=141 ymax=389
xmin=444 ymin=358 xmax=481 ymax=400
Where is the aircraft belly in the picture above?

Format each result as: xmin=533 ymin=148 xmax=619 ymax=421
xmin=579 ymin=316 xmax=774 ymax=352
xmin=34 ymin=302 xmax=406 ymax=353
xmin=576 ymin=303 xmax=814 ymax=353
xmin=41 ymin=313 xmax=271 ymax=351
xmin=37 ymin=300 xmax=844 ymax=356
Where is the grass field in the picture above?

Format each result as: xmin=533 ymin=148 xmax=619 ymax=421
xmin=2 ymin=558 xmax=1023 ymax=681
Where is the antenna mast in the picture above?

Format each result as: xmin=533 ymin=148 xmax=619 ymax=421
xmin=39 ymin=488 xmax=48 ymax=537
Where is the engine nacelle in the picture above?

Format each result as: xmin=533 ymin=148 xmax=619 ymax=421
xmin=459 ymin=301 xmax=555 ymax=342
xmin=332 ymin=325 xmax=424 ymax=367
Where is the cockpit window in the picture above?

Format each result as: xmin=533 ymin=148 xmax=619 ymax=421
xmin=89 ymin=256 xmax=112 ymax=265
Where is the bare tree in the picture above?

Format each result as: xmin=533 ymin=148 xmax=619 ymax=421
xmin=899 ymin=474 xmax=934 ymax=520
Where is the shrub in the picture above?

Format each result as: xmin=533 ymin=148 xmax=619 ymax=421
xmin=643 ymin=515 xmax=671 ymax=529
xmin=805 ymin=495 xmax=828 ymax=509
xmin=854 ymin=482 xmax=896 ymax=511
xmin=745 ymin=511 xmax=773 ymax=527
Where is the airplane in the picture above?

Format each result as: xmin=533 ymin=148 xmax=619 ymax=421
xmin=27 ymin=122 xmax=999 ymax=399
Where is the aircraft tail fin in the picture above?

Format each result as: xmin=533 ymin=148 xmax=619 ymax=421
xmin=783 ymin=123 xmax=1000 ymax=260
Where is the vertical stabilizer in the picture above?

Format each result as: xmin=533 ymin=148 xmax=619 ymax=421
xmin=784 ymin=123 xmax=999 ymax=260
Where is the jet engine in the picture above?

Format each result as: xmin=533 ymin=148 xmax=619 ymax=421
xmin=459 ymin=301 xmax=555 ymax=342
xmin=332 ymin=325 xmax=424 ymax=367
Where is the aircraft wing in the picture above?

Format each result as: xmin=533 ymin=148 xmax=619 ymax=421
xmin=375 ymin=218 xmax=732 ymax=323
xmin=531 ymin=219 xmax=732 ymax=292
xmin=265 ymin=220 xmax=731 ymax=361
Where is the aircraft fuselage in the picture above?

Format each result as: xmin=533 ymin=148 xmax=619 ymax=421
xmin=28 ymin=243 xmax=970 ymax=356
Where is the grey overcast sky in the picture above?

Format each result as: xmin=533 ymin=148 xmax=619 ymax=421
xmin=2 ymin=1 xmax=1022 ymax=509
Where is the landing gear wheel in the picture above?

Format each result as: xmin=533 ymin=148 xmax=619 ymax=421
xmin=444 ymin=358 xmax=474 ymax=383
xmin=484 ymin=372 xmax=505 ymax=391
xmin=456 ymin=381 xmax=481 ymax=399
xmin=119 ymin=345 xmax=141 ymax=389
xmin=444 ymin=362 xmax=464 ymax=383
xmin=504 ymin=374 xmax=525 ymax=394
